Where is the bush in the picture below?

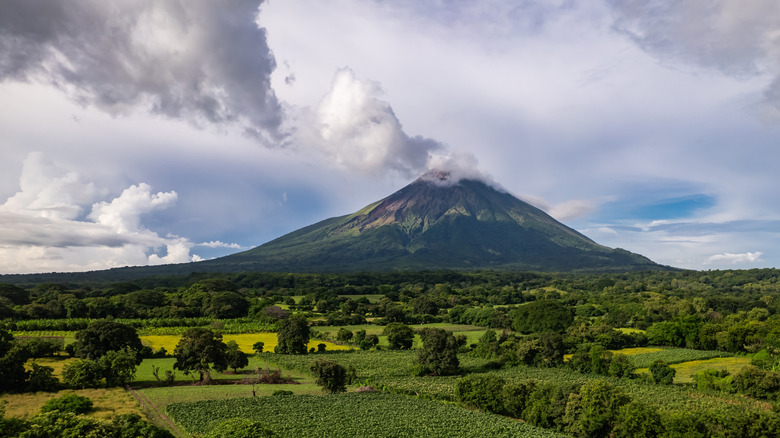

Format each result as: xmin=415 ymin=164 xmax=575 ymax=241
xmin=40 ymin=393 xmax=94 ymax=415
xmin=456 ymin=374 xmax=506 ymax=414
xmin=26 ymin=364 xmax=60 ymax=392
xmin=649 ymin=360 xmax=675 ymax=385
xmin=310 ymin=359 xmax=347 ymax=394
xmin=62 ymin=359 xmax=104 ymax=389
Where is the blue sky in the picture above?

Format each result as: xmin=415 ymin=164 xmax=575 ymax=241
xmin=1 ymin=0 xmax=779 ymax=273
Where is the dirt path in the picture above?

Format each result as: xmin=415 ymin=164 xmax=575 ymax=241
xmin=126 ymin=385 xmax=186 ymax=437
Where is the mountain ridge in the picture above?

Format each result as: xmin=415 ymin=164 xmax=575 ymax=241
xmin=0 ymin=171 xmax=670 ymax=283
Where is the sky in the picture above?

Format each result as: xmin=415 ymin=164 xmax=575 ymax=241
xmin=1 ymin=0 xmax=779 ymax=274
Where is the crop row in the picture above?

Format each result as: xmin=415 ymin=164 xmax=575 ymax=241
xmin=166 ymin=392 xmax=567 ymax=438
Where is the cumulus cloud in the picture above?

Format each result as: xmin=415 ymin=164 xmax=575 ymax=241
xmin=0 ymin=0 xmax=284 ymax=143
xmin=0 ymin=154 xmax=202 ymax=273
xmin=707 ymin=251 xmax=764 ymax=264
xmin=297 ymin=68 xmax=443 ymax=177
xmin=609 ymin=0 xmax=780 ymax=117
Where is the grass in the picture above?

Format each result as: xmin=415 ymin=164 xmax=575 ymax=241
xmin=1 ymin=388 xmax=142 ymax=420
xmin=133 ymin=356 xmax=312 ymax=386
xmin=140 ymin=383 xmax=323 ymax=411
xmin=670 ymin=356 xmax=752 ymax=384
xmin=25 ymin=357 xmax=76 ymax=379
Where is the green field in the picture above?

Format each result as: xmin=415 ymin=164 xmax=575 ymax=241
xmin=166 ymin=392 xmax=567 ymax=438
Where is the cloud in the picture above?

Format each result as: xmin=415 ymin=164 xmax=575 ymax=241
xmin=89 ymin=184 xmax=178 ymax=234
xmin=295 ymin=68 xmax=443 ymax=177
xmin=707 ymin=251 xmax=764 ymax=264
xmin=0 ymin=153 xmax=201 ymax=273
xmin=198 ymin=241 xmax=244 ymax=249
xmin=608 ymin=0 xmax=780 ymax=117
xmin=0 ymin=0 xmax=285 ymax=144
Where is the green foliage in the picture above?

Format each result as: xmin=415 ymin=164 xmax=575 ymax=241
xmin=382 ymin=323 xmax=414 ymax=350
xmin=98 ymin=348 xmax=139 ymax=386
xmin=173 ymin=328 xmax=228 ymax=381
xmin=40 ymin=393 xmax=94 ymax=415
xmin=612 ymin=401 xmax=663 ymax=438
xmin=416 ymin=327 xmax=461 ymax=376
xmin=693 ymin=369 xmax=733 ymax=393
xmin=166 ymin=392 xmax=567 ymax=437
xmin=252 ymin=341 xmax=265 ymax=354
xmin=275 ymin=315 xmax=310 ymax=354
xmin=72 ymin=321 xmax=143 ymax=361
xmin=225 ymin=347 xmax=249 ymax=373
xmin=203 ymin=418 xmax=275 ymax=438
xmin=649 ymin=360 xmax=676 ymax=385
xmin=512 ymin=300 xmax=573 ymax=334
xmin=0 ymin=342 xmax=29 ymax=393
xmin=455 ymin=374 xmax=506 ymax=414
xmin=310 ymin=359 xmax=347 ymax=394
xmin=564 ymin=380 xmax=630 ymax=438
xmin=62 ymin=359 xmax=104 ymax=389
xmin=732 ymin=365 xmax=780 ymax=400
xmin=26 ymin=363 xmax=61 ymax=392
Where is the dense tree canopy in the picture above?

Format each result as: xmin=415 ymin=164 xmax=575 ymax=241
xmin=173 ymin=328 xmax=228 ymax=381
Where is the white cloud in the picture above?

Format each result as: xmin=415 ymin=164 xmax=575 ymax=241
xmin=0 ymin=154 xmax=200 ymax=273
xmin=707 ymin=251 xmax=764 ymax=265
xmin=297 ymin=68 xmax=444 ymax=177
xmin=198 ymin=241 xmax=244 ymax=249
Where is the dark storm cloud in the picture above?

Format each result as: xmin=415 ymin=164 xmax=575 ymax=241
xmin=0 ymin=0 xmax=285 ymax=144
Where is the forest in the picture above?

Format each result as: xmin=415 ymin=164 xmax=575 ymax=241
xmin=2 ymin=268 xmax=780 ymax=437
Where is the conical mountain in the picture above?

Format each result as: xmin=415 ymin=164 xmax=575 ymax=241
xmin=210 ymin=171 xmax=661 ymax=272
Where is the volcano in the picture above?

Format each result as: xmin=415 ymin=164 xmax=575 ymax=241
xmin=203 ymin=171 xmax=662 ymax=272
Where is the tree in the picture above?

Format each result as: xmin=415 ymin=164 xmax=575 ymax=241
xmin=649 ymin=360 xmax=676 ymax=385
xmin=275 ymin=315 xmax=310 ymax=354
xmin=98 ymin=348 xmax=139 ymax=386
xmin=310 ymin=359 xmax=347 ymax=394
xmin=62 ymin=359 xmax=104 ymax=389
xmin=612 ymin=401 xmax=663 ymax=438
xmin=203 ymin=291 xmax=250 ymax=319
xmin=456 ymin=374 xmax=506 ymax=414
xmin=564 ymin=380 xmax=630 ymax=438
xmin=416 ymin=328 xmax=461 ymax=376
xmin=225 ymin=342 xmax=249 ymax=373
xmin=173 ymin=328 xmax=228 ymax=381
xmin=72 ymin=320 xmax=143 ymax=361
xmin=336 ymin=328 xmax=353 ymax=343
xmin=26 ymin=363 xmax=61 ymax=392
xmin=383 ymin=323 xmax=414 ymax=350
xmin=252 ymin=341 xmax=265 ymax=354
xmin=512 ymin=300 xmax=573 ymax=334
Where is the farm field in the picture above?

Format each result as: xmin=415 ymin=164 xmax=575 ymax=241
xmin=166 ymin=392 xmax=568 ymax=438
xmin=632 ymin=356 xmax=754 ymax=384
xmin=611 ymin=346 xmax=734 ymax=368
xmin=140 ymin=333 xmax=351 ymax=354
xmin=2 ymin=388 xmax=142 ymax=420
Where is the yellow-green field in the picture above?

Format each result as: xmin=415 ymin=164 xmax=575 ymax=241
xmin=140 ymin=333 xmax=352 ymax=354
xmin=611 ymin=347 xmax=663 ymax=355
xmin=1 ymin=388 xmax=142 ymax=420
xmin=635 ymin=356 xmax=752 ymax=384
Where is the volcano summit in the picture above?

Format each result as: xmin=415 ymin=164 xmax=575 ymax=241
xmin=203 ymin=171 xmax=662 ymax=273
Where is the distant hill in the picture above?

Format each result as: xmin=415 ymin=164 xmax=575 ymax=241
xmin=0 ymin=171 xmax=669 ymax=284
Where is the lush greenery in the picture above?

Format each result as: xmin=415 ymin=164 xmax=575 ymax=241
xmin=166 ymin=392 xmax=567 ymax=438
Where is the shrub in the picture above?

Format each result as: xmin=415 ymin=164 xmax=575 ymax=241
xmin=649 ymin=360 xmax=676 ymax=385
xmin=62 ymin=359 xmax=104 ymax=389
xmin=456 ymin=374 xmax=506 ymax=414
xmin=40 ymin=393 xmax=94 ymax=415
xmin=310 ymin=359 xmax=347 ymax=394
